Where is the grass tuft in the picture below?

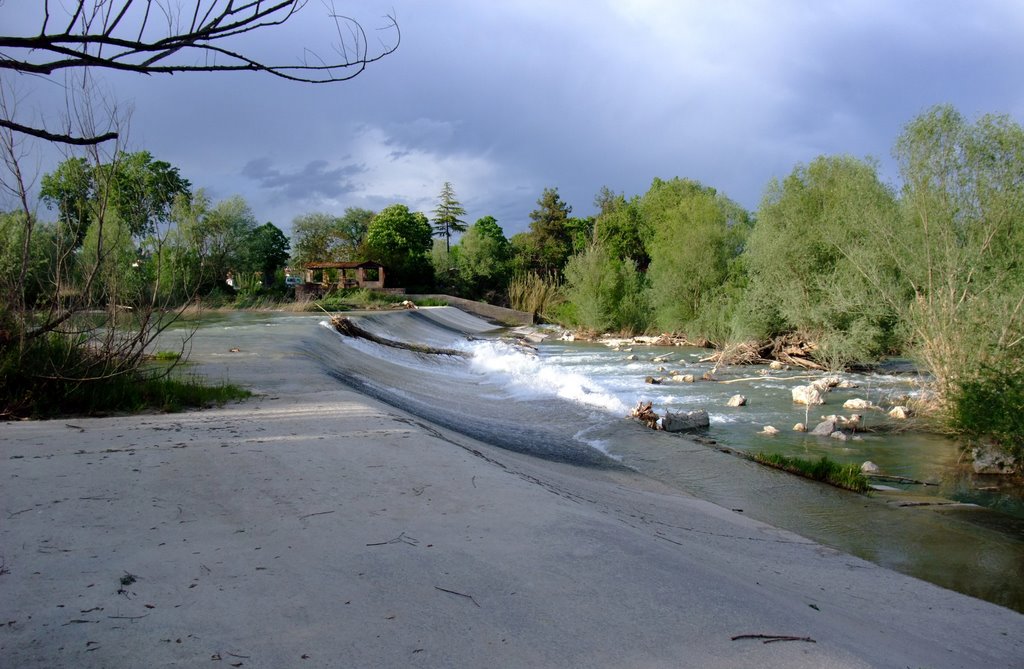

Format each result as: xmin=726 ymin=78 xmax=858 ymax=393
xmin=751 ymin=452 xmax=869 ymax=493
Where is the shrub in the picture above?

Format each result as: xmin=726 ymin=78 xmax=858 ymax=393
xmin=951 ymin=365 xmax=1024 ymax=464
xmin=0 ymin=333 xmax=249 ymax=418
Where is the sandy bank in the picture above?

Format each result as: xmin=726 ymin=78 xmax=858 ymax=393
xmin=1 ymin=315 xmax=1021 ymax=668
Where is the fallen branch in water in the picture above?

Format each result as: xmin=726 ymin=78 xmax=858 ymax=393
xmin=331 ymin=317 xmax=470 ymax=357
xmin=864 ymin=473 xmax=936 ymax=486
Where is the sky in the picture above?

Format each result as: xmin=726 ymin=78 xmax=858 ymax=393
xmin=5 ymin=1 xmax=1024 ymax=239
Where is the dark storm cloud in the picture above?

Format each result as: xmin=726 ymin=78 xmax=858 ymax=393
xmin=241 ymin=158 xmax=366 ymax=201
xmin=6 ymin=1 xmax=1024 ymax=233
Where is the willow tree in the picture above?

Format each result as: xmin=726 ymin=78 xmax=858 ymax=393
xmin=742 ymin=156 xmax=903 ymax=366
xmin=875 ymin=106 xmax=1024 ymax=396
xmin=641 ymin=178 xmax=751 ymax=336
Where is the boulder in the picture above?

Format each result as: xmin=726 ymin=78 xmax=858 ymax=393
xmin=830 ymin=431 xmax=849 ymax=441
xmin=671 ymin=374 xmax=695 ymax=383
xmin=811 ymin=376 xmax=841 ymax=392
xmin=836 ymin=380 xmax=859 ymax=389
xmin=792 ymin=385 xmax=825 ymax=405
xmin=768 ymin=361 xmax=785 ymax=370
xmin=810 ymin=419 xmax=838 ymax=436
xmin=652 ymin=353 xmax=673 ymax=363
xmin=559 ymin=332 xmax=576 ymax=342
xmin=861 ymin=461 xmax=880 ymax=474
xmin=793 ymin=423 xmax=807 ymax=432
xmin=661 ymin=409 xmax=710 ymax=432
xmin=760 ymin=425 xmax=780 ymax=435
xmin=971 ymin=443 xmax=1020 ymax=475
xmin=645 ymin=376 xmax=663 ymax=385
xmin=838 ymin=414 xmax=862 ymax=428
xmin=888 ymin=405 xmax=911 ymax=420
xmin=726 ymin=394 xmax=747 ymax=407
xmin=843 ymin=398 xmax=877 ymax=410
xmin=625 ymin=354 xmax=638 ymax=361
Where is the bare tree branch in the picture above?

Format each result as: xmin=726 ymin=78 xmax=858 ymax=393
xmin=0 ymin=118 xmax=117 ymax=146
xmin=0 ymin=1 xmax=400 ymax=144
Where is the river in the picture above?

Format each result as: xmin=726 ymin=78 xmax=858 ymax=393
xmin=170 ymin=308 xmax=1024 ymax=612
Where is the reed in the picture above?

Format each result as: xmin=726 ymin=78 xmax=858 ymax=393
xmin=508 ymin=273 xmax=561 ymax=319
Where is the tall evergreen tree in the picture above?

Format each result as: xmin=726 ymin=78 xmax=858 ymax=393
xmin=431 ymin=181 xmax=468 ymax=252
xmin=526 ymin=186 xmax=573 ymax=276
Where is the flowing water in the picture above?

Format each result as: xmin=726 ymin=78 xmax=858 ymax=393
xmin=173 ymin=308 xmax=1024 ymax=612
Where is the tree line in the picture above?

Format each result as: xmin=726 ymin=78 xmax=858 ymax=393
xmin=2 ymin=105 xmax=1021 ymax=461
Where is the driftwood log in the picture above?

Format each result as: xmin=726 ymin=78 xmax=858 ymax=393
xmin=331 ymin=317 xmax=470 ymax=357
xmin=629 ymin=401 xmax=660 ymax=429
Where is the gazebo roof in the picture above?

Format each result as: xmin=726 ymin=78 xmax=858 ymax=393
xmin=303 ymin=261 xmax=383 ymax=270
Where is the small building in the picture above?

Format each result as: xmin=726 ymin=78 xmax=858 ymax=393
xmin=302 ymin=261 xmax=386 ymax=291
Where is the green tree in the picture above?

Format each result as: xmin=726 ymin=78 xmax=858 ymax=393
xmin=39 ymin=157 xmax=94 ymax=250
xmin=39 ymin=151 xmax=190 ymax=246
xmin=240 ymin=223 xmax=291 ymax=287
xmin=742 ymin=156 xmax=902 ymax=364
xmin=431 ymin=181 xmax=467 ymax=252
xmin=365 ymin=204 xmax=434 ymax=289
xmin=642 ymin=178 xmax=751 ymax=333
xmin=515 ymin=187 xmax=573 ymax=277
xmin=593 ymin=191 xmax=648 ymax=269
xmin=563 ymin=241 xmax=649 ymax=334
xmin=455 ymin=215 xmax=513 ymax=299
xmin=291 ymin=207 xmax=373 ymax=267
xmin=0 ymin=211 xmax=56 ymax=308
xmin=106 ymin=151 xmax=191 ymax=239
xmin=80 ymin=209 xmax=141 ymax=305
xmin=878 ymin=105 xmax=1024 ymax=396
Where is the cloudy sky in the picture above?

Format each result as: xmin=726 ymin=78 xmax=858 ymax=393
xmin=6 ymin=1 xmax=1024 ymax=238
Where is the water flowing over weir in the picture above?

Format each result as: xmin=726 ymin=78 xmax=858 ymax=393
xmin=288 ymin=308 xmax=1024 ymax=611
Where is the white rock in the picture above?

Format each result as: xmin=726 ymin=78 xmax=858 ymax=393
xmin=792 ymin=385 xmax=825 ymax=405
xmin=726 ymin=394 xmax=747 ymax=407
xmin=838 ymin=414 xmax=862 ymax=428
xmin=760 ymin=425 xmax=780 ymax=435
xmin=888 ymin=405 xmax=911 ymax=419
xmin=861 ymin=461 xmax=880 ymax=474
xmin=842 ymin=398 xmax=877 ymax=410
xmin=971 ymin=444 xmax=1019 ymax=475
xmin=793 ymin=423 xmax=807 ymax=432
xmin=836 ymin=380 xmax=859 ymax=389
xmin=830 ymin=431 xmax=849 ymax=441
xmin=769 ymin=361 xmax=785 ymax=370
xmin=671 ymin=374 xmax=695 ymax=383
xmin=625 ymin=354 xmax=638 ymax=361
xmin=811 ymin=376 xmax=842 ymax=392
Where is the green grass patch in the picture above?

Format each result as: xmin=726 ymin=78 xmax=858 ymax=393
xmin=751 ymin=452 xmax=869 ymax=493
xmin=412 ymin=297 xmax=449 ymax=307
xmin=151 ymin=350 xmax=182 ymax=362
xmin=307 ymin=288 xmax=443 ymax=312
xmin=1 ymin=333 xmax=250 ymax=419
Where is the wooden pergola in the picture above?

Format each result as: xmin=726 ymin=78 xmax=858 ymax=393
xmin=303 ymin=261 xmax=385 ymax=290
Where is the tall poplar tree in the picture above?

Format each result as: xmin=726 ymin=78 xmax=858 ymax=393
xmin=431 ymin=181 xmax=468 ymax=252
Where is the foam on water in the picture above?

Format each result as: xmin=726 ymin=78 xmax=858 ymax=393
xmin=462 ymin=340 xmax=629 ymax=415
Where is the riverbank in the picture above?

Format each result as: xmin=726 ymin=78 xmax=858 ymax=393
xmin=1 ymin=313 xmax=1021 ymax=668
